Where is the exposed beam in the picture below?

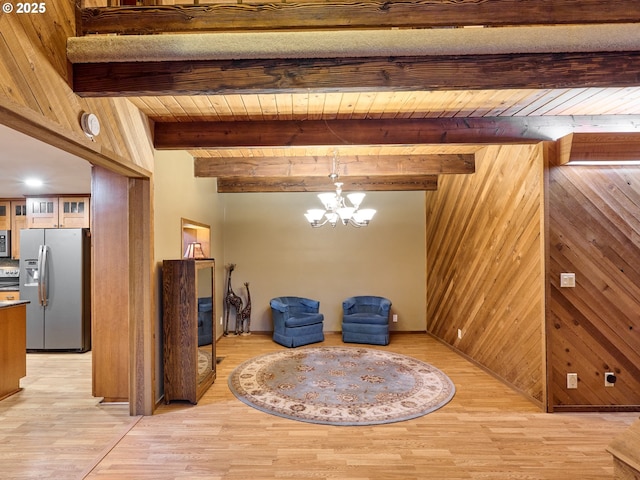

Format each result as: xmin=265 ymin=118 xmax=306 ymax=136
xmin=155 ymin=117 xmax=640 ymax=149
xmin=194 ymin=154 xmax=475 ymax=178
xmin=558 ymin=133 xmax=640 ymax=164
xmin=68 ymin=25 xmax=640 ymax=64
xmin=216 ymin=175 xmax=438 ymax=193
xmin=78 ymin=2 xmax=640 ymax=35
xmin=73 ymin=52 xmax=640 ymax=97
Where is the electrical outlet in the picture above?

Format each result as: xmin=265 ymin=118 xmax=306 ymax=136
xmin=567 ymin=373 xmax=578 ymax=389
xmin=392 ymin=314 xmax=398 ymax=323
xmin=560 ymin=273 xmax=576 ymax=288
xmin=457 ymin=328 xmax=463 ymax=339
xmin=605 ymin=372 xmax=616 ymax=387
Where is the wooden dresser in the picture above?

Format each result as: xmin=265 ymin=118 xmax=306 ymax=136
xmin=162 ymin=259 xmax=216 ymax=404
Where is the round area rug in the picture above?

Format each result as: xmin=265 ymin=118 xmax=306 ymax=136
xmin=228 ymin=346 xmax=455 ymax=426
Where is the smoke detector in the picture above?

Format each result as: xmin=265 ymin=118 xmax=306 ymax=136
xmin=80 ymin=112 xmax=100 ymax=139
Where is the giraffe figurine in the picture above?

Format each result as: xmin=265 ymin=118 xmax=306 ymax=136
xmin=224 ymin=264 xmax=243 ymax=336
xmin=238 ymin=282 xmax=252 ymax=335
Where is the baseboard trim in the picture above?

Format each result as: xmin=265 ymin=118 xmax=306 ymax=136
xmin=553 ymin=405 xmax=640 ymax=413
xmin=426 ymin=331 xmax=545 ymax=411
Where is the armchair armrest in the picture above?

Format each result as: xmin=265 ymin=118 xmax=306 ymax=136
xmin=270 ymin=299 xmax=289 ymax=313
xmin=300 ymin=298 xmax=320 ymax=312
xmin=342 ymin=297 xmax=356 ymax=314
xmin=378 ymin=298 xmax=392 ymax=316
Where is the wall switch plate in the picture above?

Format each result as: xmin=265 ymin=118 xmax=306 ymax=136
xmin=220 ymin=316 xmax=223 ymax=326
xmin=457 ymin=328 xmax=463 ymax=339
xmin=567 ymin=373 xmax=578 ymax=389
xmin=560 ymin=273 xmax=576 ymax=288
xmin=392 ymin=314 xmax=398 ymax=323
xmin=605 ymin=372 xmax=616 ymax=387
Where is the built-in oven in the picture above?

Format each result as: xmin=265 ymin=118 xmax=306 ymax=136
xmin=0 ymin=266 xmax=20 ymax=292
xmin=0 ymin=230 xmax=10 ymax=257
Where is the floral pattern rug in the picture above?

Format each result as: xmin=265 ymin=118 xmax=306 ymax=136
xmin=228 ymin=346 xmax=455 ymax=425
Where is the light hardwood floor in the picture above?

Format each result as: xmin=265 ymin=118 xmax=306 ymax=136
xmin=1 ymin=333 xmax=637 ymax=479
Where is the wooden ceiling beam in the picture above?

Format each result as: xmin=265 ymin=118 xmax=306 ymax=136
xmin=216 ymin=175 xmax=438 ymax=193
xmin=194 ymin=154 xmax=475 ymax=178
xmin=558 ymin=133 xmax=640 ymax=164
xmin=73 ymin=52 xmax=640 ymax=97
xmin=158 ymin=119 xmax=538 ymax=149
xmin=78 ymin=1 xmax=640 ymax=35
xmin=154 ymin=117 xmax=640 ymax=149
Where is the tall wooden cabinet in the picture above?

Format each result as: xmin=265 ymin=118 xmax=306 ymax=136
xmin=162 ymin=259 xmax=216 ymax=404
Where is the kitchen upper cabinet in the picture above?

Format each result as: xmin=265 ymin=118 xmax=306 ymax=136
xmin=0 ymin=201 xmax=9 ymax=230
xmin=26 ymin=197 xmax=58 ymax=229
xmin=10 ymin=200 xmax=26 ymax=259
xmin=58 ymin=196 xmax=90 ymax=228
xmin=26 ymin=196 xmax=90 ymax=229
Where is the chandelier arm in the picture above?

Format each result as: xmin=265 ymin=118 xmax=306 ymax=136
xmin=347 ymin=218 xmax=366 ymax=228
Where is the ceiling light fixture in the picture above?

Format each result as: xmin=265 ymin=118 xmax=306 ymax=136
xmin=24 ymin=178 xmax=43 ymax=187
xmin=304 ymin=151 xmax=376 ymax=228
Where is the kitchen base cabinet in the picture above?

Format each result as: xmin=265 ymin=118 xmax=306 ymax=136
xmin=0 ymin=291 xmax=19 ymax=301
xmin=0 ymin=302 xmax=27 ymax=401
xmin=162 ymin=259 xmax=216 ymax=404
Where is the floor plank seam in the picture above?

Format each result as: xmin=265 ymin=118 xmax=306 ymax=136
xmin=78 ymin=414 xmax=144 ymax=480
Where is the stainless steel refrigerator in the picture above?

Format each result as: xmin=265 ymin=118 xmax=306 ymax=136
xmin=19 ymin=228 xmax=91 ymax=352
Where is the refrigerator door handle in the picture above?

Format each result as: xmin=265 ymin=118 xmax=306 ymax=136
xmin=37 ymin=245 xmax=44 ymax=305
xmin=38 ymin=244 xmax=49 ymax=307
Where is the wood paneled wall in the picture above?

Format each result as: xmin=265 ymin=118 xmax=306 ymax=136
xmin=426 ymin=144 xmax=546 ymax=406
xmin=0 ymin=3 xmax=154 ymax=172
xmin=547 ymin=163 xmax=640 ymax=410
xmin=1 ymin=4 xmax=156 ymax=413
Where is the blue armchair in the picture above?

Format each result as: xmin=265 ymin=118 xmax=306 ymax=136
xmin=197 ymin=297 xmax=213 ymax=346
xmin=270 ymin=296 xmax=325 ymax=348
xmin=342 ymin=296 xmax=392 ymax=345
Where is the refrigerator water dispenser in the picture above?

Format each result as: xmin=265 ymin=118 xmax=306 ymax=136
xmin=24 ymin=259 xmax=39 ymax=286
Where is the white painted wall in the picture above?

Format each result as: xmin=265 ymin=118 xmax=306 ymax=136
xmin=153 ymin=150 xmax=224 ymax=401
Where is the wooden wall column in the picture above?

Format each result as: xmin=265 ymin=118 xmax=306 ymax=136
xmin=92 ymin=167 xmax=155 ymax=415
xmin=128 ymin=177 xmax=155 ymax=415
xmin=91 ymin=165 xmax=130 ymax=403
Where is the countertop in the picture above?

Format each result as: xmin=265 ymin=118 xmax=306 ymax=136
xmin=0 ymin=300 xmax=29 ymax=309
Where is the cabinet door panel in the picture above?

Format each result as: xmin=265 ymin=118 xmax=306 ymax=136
xmin=26 ymin=197 xmax=58 ymax=228
xmin=58 ymin=197 xmax=90 ymax=229
xmin=11 ymin=201 xmax=27 ymax=258
xmin=0 ymin=201 xmax=9 ymax=230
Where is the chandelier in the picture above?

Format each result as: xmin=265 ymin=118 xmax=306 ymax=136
xmin=304 ymin=153 xmax=376 ymax=228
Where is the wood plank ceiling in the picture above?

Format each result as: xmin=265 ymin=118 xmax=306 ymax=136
xmin=71 ymin=1 xmax=640 ymax=192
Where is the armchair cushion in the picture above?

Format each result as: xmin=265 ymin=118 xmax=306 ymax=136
xmin=284 ymin=313 xmax=324 ymax=328
xmin=270 ymin=296 xmax=325 ymax=348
